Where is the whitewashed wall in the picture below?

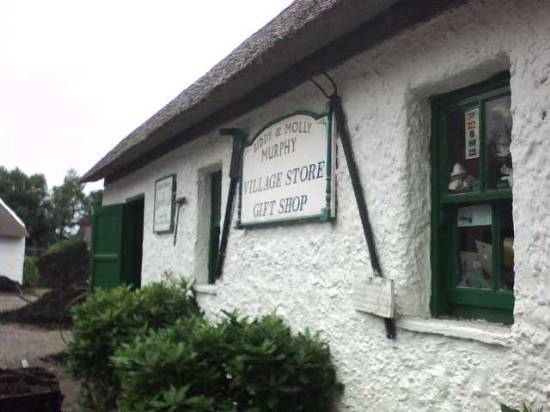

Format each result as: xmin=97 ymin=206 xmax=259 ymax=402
xmin=0 ymin=236 xmax=25 ymax=284
xmin=103 ymin=0 xmax=550 ymax=409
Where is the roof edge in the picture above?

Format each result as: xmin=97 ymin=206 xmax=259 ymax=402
xmin=0 ymin=197 xmax=29 ymax=238
xmin=82 ymin=0 xmax=468 ymax=183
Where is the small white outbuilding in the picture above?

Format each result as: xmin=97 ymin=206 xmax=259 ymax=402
xmin=0 ymin=197 xmax=28 ymax=284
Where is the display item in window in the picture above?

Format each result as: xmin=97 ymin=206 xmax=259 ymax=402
xmin=448 ymin=163 xmax=476 ymax=192
xmin=460 ymin=251 xmax=491 ymax=289
xmin=492 ymin=133 xmax=513 ymax=189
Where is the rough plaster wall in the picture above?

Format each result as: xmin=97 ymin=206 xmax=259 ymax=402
xmin=103 ymin=0 xmax=550 ymax=409
xmin=0 ymin=236 xmax=25 ymax=284
xmin=103 ymin=134 xmax=232 ymax=285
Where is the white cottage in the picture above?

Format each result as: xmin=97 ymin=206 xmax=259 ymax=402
xmin=82 ymin=1 xmax=550 ymax=410
xmin=0 ymin=198 xmax=27 ymax=284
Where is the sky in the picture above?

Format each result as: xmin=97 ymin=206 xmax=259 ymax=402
xmin=0 ymin=0 xmax=293 ymax=192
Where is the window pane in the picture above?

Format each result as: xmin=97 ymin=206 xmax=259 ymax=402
xmin=446 ymin=108 xmax=480 ymax=193
xmin=496 ymin=202 xmax=514 ymax=290
xmin=485 ymin=96 xmax=512 ymax=190
xmin=457 ymin=204 xmax=492 ymax=289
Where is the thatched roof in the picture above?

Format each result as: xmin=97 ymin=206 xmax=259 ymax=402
xmin=82 ymin=0 xmax=462 ymax=182
xmin=0 ymin=198 xmax=28 ymax=238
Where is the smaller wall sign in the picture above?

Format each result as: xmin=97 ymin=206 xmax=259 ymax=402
xmin=464 ymin=108 xmax=480 ymax=160
xmin=154 ymin=175 xmax=176 ymax=233
xmin=353 ymin=277 xmax=394 ymax=318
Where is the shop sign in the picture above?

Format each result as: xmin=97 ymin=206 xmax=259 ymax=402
xmin=153 ymin=174 xmax=176 ymax=233
xmin=238 ymin=112 xmax=335 ymax=227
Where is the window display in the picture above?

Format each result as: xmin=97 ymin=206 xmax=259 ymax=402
xmin=431 ymin=73 xmax=515 ymax=324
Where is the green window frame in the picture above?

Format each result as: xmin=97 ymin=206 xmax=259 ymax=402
xmin=430 ymin=73 xmax=515 ymax=324
xmin=207 ymin=170 xmax=222 ymax=284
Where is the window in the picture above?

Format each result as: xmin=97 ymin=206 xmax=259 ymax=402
xmin=430 ymin=73 xmax=514 ymax=324
xmin=207 ymin=170 xmax=222 ymax=284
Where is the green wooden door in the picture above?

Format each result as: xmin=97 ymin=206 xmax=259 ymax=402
xmin=90 ymin=204 xmax=124 ymax=289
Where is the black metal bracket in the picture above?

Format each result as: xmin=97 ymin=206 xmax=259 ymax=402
xmin=312 ymin=74 xmax=396 ymax=339
xmin=214 ymin=128 xmax=246 ymax=280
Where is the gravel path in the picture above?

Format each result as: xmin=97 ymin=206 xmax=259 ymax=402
xmin=0 ymin=323 xmax=68 ymax=369
xmin=1 ymin=293 xmax=79 ymax=411
xmin=0 ymin=292 xmax=38 ymax=313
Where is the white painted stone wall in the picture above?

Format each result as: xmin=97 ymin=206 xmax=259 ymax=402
xmin=102 ymin=1 xmax=550 ymax=409
xmin=0 ymin=236 xmax=25 ymax=284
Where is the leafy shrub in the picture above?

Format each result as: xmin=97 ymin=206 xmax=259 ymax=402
xmin=223 ymin=312 xmax=339 ymax=411
xmin=66 ymin=278 xmax=201 ymax=410
xmin=114 ymin=317 xmax=227 ymax=412
xmin=23 ymin=256 xmax=39 ymax=287
xmin=113 ymin=311 xmax=340 ymax=412
xmin=43 ymin=238 xmax=84 ymax=255
xmin=38 ymin=238 xmax=89 ymax=288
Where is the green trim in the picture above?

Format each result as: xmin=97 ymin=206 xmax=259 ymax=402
xmin=441 ymin=190 xmax=512 ymax=204
xmin=153 ymin=174 xmax=176 ymax=234
xmin=449 ymin=304 xmax=513 ymax=325
xmin=491 ymin=204 xmax=500 ymax=291
xmin=237 ymin=148 xmax=243 ymax=230
xmin=236 ymin=110 xmax=335 ymax=229
xmin=236 ymin=213 xmax=331 ymax=229
xmin=430 ymin=74 xmax=514 ymax=324
xmin=431 ymin=72 xmax=510 ymax=107
xmin=430 ymin=109 xmax=445 ymax=316
xmin=323 ymin=101 xmax=336 ymax=220
xmin=90 ymin=204 xmax=124 ymax=290
xmin=208 ymin=170 xmax=222 ymax=284
xmin=231 ymin=131 xmax=246 ymax=230
xmin=451 ymin=287 xmax=514 ymax=309
xmin=479 ymin=100 xmax=487 ymax=192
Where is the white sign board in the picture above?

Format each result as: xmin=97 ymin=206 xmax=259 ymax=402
xmin=353 ymin=277 xmax=394 ymax=318
xmin=457 ymin=204 xmax=492 ymax=227
xmin=239 ymin=112 xmax=335 ymax=227
xmin=153 ymin=175 xmax=175 ymax=233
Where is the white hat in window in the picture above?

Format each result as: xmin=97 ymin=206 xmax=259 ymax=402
xmin=450 ymin=163 xmax=467 ymax=178
xmin=449 ymin=163 xmax=474 ymax=192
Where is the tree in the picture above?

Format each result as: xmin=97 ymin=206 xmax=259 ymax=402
xmin=82 ymin=189 xmax=103 ymax=218
xmin=0 ymin=167 xmax=102 ymax=247
xmin=0 ymin=166 xmax=54 ymax=247
xmin=51 ymin=169 xmax=87 ymax=239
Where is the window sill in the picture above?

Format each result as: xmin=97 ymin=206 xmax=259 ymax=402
xmin=194 ymin=284 xmax=218 ymax=296
xmin=396 ymin=316 xmax=512 ymax=347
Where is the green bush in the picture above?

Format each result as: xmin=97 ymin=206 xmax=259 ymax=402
xmin=114 ymin=317 xmax=228 ymax=412
xmin=43 ymin=237 xmax=84 ymax=256
xmin=23 ymin=256 xmax=40 ymax=288
xmin=113 ymin=311 xmax=340 ymax=412
xmin=66 ymin=278 xmax=201 ymax=410
xmin=67 ymin=276 xmax=340 ymax=412
xmin=223 ymin=312 xmax=339 ymax=411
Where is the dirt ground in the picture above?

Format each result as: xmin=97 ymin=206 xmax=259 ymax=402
xmin=1 ymin=293 xmax=80 ymax=412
